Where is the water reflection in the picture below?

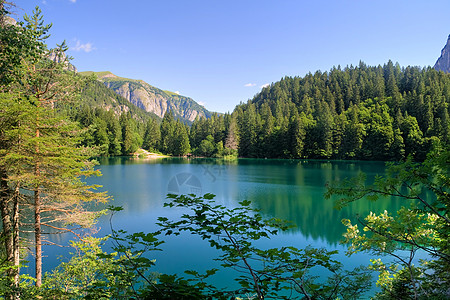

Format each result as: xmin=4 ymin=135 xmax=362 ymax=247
xmin=90 ymin=158 xmax=402 ymax=245
xmin=36 ymin=156 xmax=404 ymax=291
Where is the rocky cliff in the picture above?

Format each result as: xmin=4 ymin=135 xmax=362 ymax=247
xmin=48 ymin=50 xmax=77 ymax=72
xmin=83 ymin=72 xmax=211 ymax=123
xmin=434 ymin=35 xmax=450 ymax=72
xmin=79 ymin=79 xmax=158 ymax=123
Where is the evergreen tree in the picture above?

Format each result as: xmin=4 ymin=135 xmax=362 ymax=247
xmin=196 ymin=135 xmax=215 ymax=157
xmin=120 ymin=113 xmax=133 ymax=155
xmin=0 ymin=6 xmax=108 ymax=289
xmin=237 ymin=103 xmax=258 ymax=157
xmin=93 ymin=117 xmax=109 ymax=155
xmin=172 ymin=120 xmax=190 ymax=156
xmin=233 ymin=62 xmax=449 ymax=160
xmin=106 ymin=111 xmax=122 ymax=156
xmin=288 ymin=113 xmax=306 ymax=158
xmin=224 ymin=114 xmax=239 ymax=155
xmin=159 ymin=111 xmax=176 ymax=154
xmin=142 ymin=117 xmax=160 ymax=151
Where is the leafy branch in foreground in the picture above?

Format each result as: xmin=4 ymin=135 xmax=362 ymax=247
xmin=156 ymin=193 xmax=371 ymax=299
xmin=326 ymin=147 xmax=450 ymax=299
xmin=26 ymin=194 xmax=371 ymax=299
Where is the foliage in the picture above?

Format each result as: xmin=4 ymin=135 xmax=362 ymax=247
xmin=155 ymin=193 xmax=372 ymax=299
xmin=142 ymin=117 xmax=160 ymax=151
xmin=33 ymin=195 xmax=371 ymax=299
xmin=159 ymin=111 xmax=191 ymax=156
xmin=40 ymin=236 xmax=139 ymax=299
xmin=190 ymin=113 xmax=235 ymax=158
xmin=326 ymin=147 xmax=450 ymax=299
xmin=0 ymin=4 xmax=109 ymax=293
xmin=232 ymin=62 xmax=450 ymax=160
xmin=68 ymin=61 xmax=450 ymax=161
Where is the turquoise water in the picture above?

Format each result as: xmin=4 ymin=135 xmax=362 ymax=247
xmin=29 ymin=157 xmax=403 ymax=294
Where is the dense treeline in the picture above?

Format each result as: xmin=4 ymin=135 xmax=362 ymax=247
xmin=67 ymin=97 xmax=238 ymax=157
xmin=233 ymin=61 xmax=450 ymax=160
xmin=59 ymin=79 xmax=161 ymax=156
xmin=70 ymin=61 xmax=450 ymax=161
xmin=89 ymin=60 xmax=449 ymax=161
xmin=66 ymin=104 xmax=144 ymax=156
xmin=79 ymin=80 xmax=159 ymax=122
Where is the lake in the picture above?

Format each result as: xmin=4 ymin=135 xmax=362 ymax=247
xmin=28 ymin=157 xmax=403 ymax=294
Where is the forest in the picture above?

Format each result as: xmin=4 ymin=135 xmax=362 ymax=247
xmin=235 ymin=62 xmax=449 ymax=160
xmin=0 ymin=2 xmax=449 ymax=299
xmin=71 ymin=62 xmax=450 ymax=161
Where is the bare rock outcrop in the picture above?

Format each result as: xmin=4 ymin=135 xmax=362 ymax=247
xmin=98 ymin=72 xmax=211 ymax=122
xmin=434 ymin=35 xmax=450 ymax=73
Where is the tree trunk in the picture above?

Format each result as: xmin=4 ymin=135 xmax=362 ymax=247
xmin=34 ymin=186 xmax=42 ymax=287
xmin=0 ymin=169 xmax=13 ymax=264
xmin=34 ymin=125 xmax=42 ymax=287
xmin=13 ymin=185 xmax=20 ymax=287
xmin=0 ymin=169 xmax=19 ymax=298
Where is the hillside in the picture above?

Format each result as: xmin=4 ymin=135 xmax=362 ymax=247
xmin=80 ymin=71 xmax=212 ymax=123
xmin=79 ymin=79 xmax=159 ymax=123
xmin=231 ymin=61 xmax=450 ymax=160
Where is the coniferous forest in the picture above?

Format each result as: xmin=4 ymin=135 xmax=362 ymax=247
xmin=70 ymin=62 xmax=450 ymax=161
xmin=233 ymin=62 xmax=450 ymax=160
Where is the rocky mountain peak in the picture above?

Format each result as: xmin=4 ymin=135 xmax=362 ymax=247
xmin=48 ymin=50 xmax=77 ymax=72
xmin=434 ymin=34 xmax=450 ymax=72
xmin=80 ymin=71 xmax=212 ymax=123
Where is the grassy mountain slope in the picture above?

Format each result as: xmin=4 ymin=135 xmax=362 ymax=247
xmin=80 ymin=71 xmax=212 ymax=123
xmin=78 ymin=79 xmax=159 ymax=123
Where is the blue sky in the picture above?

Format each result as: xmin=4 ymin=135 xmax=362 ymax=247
xmin=13 ymin=0 xmax=450 ymax=113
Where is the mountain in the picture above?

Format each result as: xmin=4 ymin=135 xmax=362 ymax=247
xmin=80 ymin=71 xmax=212 ymax=123
xmin=79 ymin=79 xmax=159 ymax=122
xmin=48 ymin=50 xmax=77 ymax=72
xmin=434 ymin=34 xmax=450 ymax=72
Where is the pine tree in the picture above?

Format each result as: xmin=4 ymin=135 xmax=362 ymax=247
xmin=288 ymin=113 xmax=306 ymax=158
xmin=0 ymin=6 xmax=108 ymax=289
xmin=238 ymin=103 xmax=257 ymax=157
xmin=341 ymin=105 xmax=364 ymax=158
xmin=224 ymin=114 xmax=239 ymax=154
xmin=106 ymin=111 xmax=122 ymax=156
xmin=172 ymin=120 xmax=190 ymax=156
xmin=314 ymin=101 xmax=333 ymax=158
xmin=120 ymin=113 xmax=134 ymax=155
xmin=160 ymin=111 xmax=175 ymax=154
xmin=142 ymin=118 xmax=160 ymax=151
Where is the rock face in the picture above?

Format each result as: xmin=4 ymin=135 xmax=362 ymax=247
xmin=80 ymin=79 xmax=157 ymax=123
xmin=434 ymin=35 xmax=450 ymax=72
xmin=95 ymin=72 xmax=211 ymax=122
xmin=48 ymin=50 xmax=77 ymax=72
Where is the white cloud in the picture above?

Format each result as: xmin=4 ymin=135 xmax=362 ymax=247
xmin=72 ymin=40 xmax=95 ymax=53
xmin=244 ymin=83 xmax=256 ymax=87
xmin=261 ymin=83 xmax=270 ymax=89
xmin=69 ymin=0 xmax=76 ymax=3
xmin=198 ymin=101 xmax=206 ymax=106
xmin=175 ymin=91 xmax=180 ymax=95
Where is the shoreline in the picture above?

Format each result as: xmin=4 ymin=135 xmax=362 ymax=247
xmin=133 ymin=149 xmax=170 ymax=159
